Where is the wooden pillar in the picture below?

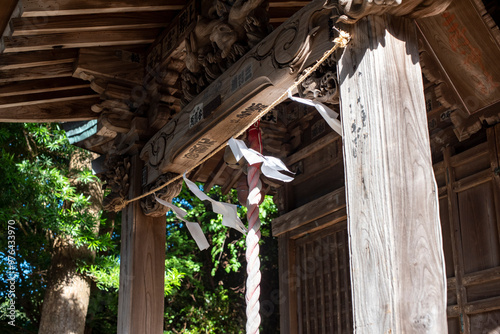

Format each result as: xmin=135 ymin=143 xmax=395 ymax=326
xmin=338 ymin=15 xmax=447 ymax=333
xmin=117 ymin=155 xmax=166 ymax=334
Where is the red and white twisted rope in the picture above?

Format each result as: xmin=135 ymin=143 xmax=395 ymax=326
xmin=245 ymin=122 xmax=262 ymax=334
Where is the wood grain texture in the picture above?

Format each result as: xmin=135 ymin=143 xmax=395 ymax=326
xmin=0 ymin=98 xmax=100 ymax=122
xmin=417 ymin=0 xmax=500 ymax=114
xmin=11 ymin=12 xmax=172 ymax=36
xmin=294 ymin=224 xmax=353 ymax=333
xmin=0 ymin=87 xmax=98 ymax=108
xmin=462 ymin=266 xmax=500 ymax=286
xmin=272 ymin=187 xmax=345 ymax=237
xmin=0 ymin=63 xmax=73 ymax=82
xmin=465 ymin=297 xmax=500 ymax=315
xmin=21 ymin=0 xmax=184 ymax=16
xmin=0 ymin=77 xmax=88 ymax=97
xmin=443 ymin=147 xmax=470 ymax=332
xmin=117 ymin=155 xmax=165 ymax=334
xmin=340 ymin=0 xmax=451 ymax=21
xmin=458 ymin=182 xmax=500 ymax=274
xmin=286 ymin=131 xmax=340 ymax=166
xmin=278 ymin=234 xmax=296 ymax=334
xmin=488 ymin=125 xmax=500 ymax=285
xmin=289 ymin=208 xmax=347 ymax=240
xmin=0 ymin=48 xmax=78 ymax=70
xmin=74 ymin=48 xmax=145 ymax=86
xmin=338 ymin=14 xmax=447 ymax=333
xmin=3 ymin=29 xmax=159 ymax=52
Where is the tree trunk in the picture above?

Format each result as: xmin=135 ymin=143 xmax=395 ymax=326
xmin=39 ymin=151 xmax=102 ymax=334
xmin=38 ymin=242 xmax=92 ymax=334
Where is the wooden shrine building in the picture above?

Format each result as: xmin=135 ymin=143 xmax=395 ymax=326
xmin=1 ymin=0 xmax=500 ymax=332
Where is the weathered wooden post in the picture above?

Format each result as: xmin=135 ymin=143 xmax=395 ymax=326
xmin=338 ymin=1 xmax=451 ymax=332
xmin=117 ymin=155 xmax=166 ymax=334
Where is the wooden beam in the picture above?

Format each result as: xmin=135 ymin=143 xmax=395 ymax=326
xmin=3 ymin=28 xmax=160 ymax=53
xmin=272 ymin=187 xmax=345 ymax=237
xmin=464 ymin=296 xmax=500 ymax=315
xmin=0 ymin=48 xmax=78 ymax=70
xmin=269 ymin=1 xmax=309 ymax=8
xmin=278 ymin=233 xmax=298 ymax=334
xmin=117 ymin=155 xmax=165 ymax=334
xmin=286 ymin=131 xmax=340 ymax=166
xmin=443 ymin=147 xmax=470 ymax=332
xmin=11 ymin=12 xmax=172 ymax=36
xmin=338 ymin=14 xmax=447 ymax=333
xmin=74 ymin=48 xmax=145 ymax=86
xmin=203 ymin=158 xmax=227 ymax=191
xmin=21 ymin=0 xmax=184 ymax=17
xmin=221 ymin=169 xmax=243 ymax=195
xmin=0 ymin=87 xmax=98 ymax=108
xmin=0 ymin=98 xmax=100 ymax=122
xmin=0 ymin=63 xmax=74 ymax=82
xmin=0 ymin=77 xmax=88 ymax=97
xmin=462 ymin=266 xmax=500 ymax=286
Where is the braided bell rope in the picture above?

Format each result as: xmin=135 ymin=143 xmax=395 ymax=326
xmin=245 ymin=122 xmax=263 ymax=334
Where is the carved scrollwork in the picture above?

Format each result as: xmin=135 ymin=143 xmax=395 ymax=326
xmin=252 ymin=1 xmax=343 ymax=76
xmin=299 ymin=53 xmax=340 ymax=104
xmin=140 ymin=119 xmax=178 ymax=168
xmin=101 ymin=155 xmax=131 ymax=212
xmin=338 ymin=0 xmax=452 ymax=22
xmin=140 ymin=173 xmax=183 ymax=217
xmin=181 ymin=0 xmax=272 ymax=106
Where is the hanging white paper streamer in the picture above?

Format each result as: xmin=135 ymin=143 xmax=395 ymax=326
xmin=287 ymin=89 xmax=342 ymax=136
xmin=227 ymin=138 xmax=294 ymax=182
xmin=183 ymin=174 xmax=247 ymax=234
xmin=155 ymin=195 xmax=209 ymax=250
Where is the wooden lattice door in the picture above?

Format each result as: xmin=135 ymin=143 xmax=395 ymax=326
xmin=293 ymin=223 xmax=353 ymax=334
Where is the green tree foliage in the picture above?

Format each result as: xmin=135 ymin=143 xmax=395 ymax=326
xmin=0 ymin=123 xmax=112 ymax=333
xmin=0 ymin=123 xmax=280 ymax=333
xmin=162 ymin=184 xmax=279 ymax=333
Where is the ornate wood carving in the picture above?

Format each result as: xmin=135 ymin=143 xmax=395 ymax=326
xmin=180 ymin=0 xmax=272 ymax=106
xmin=339 ymin=0 xmax=452 ymax=22
xmin=299 ymin=53 xmax=340 ymax=105
xmin=140 ymin=173 xmax=183 ymax=217
xmin=141 ymin=0 xmax=342 ymax=185
xmin=101 ymin=155 xmax=131 ymax=212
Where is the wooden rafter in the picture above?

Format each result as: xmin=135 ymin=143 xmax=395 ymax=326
xmin=0 ymin=48 xmax=78 ymax=69
xmin=268 ymin=1 xmax=309 ymax=8
xmin=203 ymin=157 xmax=227 ymax=191
xmin=0 ymin=77 xmax=88 ymax=97
xmin=0 ymin=87 xmax=98 ymax=109
xmin=10 ymin=12 xmax=173 ymax=36
xmin=21 ymin=0 xmax=185 ymax=17
xmin=0 ymin=63 xmax=74 ymax=82
xmin=3 ymin=28 xmax=160 ymax=52
xmin=0 ymin=98 xmax=100 ymax=122
xmin=74 ymin=48 xmax=145 ymax=86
